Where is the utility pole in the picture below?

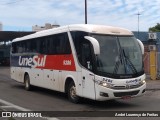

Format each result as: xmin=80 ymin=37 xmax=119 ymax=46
xmin=136 ymin=12 xmax=141 ymax=39
xmin=85 ymin=0 xmax=87 ymax=24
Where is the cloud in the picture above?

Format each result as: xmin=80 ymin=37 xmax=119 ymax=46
xmin=0 ymin=0 xmax=160 ymax=31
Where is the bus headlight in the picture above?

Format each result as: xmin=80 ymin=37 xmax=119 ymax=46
xmin=101 ymin=82 xmax=108 ymax=87
xmin=140 ymin=80 xmax=146 ymax=85
xmin=99 ymin=81 xmax=112 ymax=88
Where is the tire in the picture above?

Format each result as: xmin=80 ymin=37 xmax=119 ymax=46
xmin=24 ymin=74 xmax=31 ymax=91
xmin=68 ymin=81 xmax=80 ymax=103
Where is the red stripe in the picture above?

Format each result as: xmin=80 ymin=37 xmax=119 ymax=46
xmin=36 ymin=54 xmax=76 ymax=71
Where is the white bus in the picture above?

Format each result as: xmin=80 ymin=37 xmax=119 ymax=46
xmin=11 ymin=24 xmax=146 ymax=103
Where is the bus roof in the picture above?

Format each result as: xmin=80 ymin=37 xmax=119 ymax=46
xmin=12 ymin=24 xmax=133 ymax=42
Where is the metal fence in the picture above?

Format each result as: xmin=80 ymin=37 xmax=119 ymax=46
xmin=157 ymin=52 xmax=160 ymax=78
xmin=144 ymin=52 xmax=160 ymax=79
xmin=143 ymin=52 xmax=150 ymax=75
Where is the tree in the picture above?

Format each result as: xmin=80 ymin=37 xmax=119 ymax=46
xmin=149 ymin=23 xmax=160 ymax=32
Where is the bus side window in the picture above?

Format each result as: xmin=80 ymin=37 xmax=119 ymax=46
xmin=52 ymin=36 xmax=58 ymax=54
xmin=55 ymin=33 xmax=71 ymax=55
xmin=26 ymin=40 xmax=31 ymax=52
xmin=39 ymin=37 xmax=47 ymax=54
xmin=55 ymin=35 xmax=61 ymax=54
xmin=63 ymin=33 xmax=71 ymax=54
xmin=81 ymin=42 xmax=93 ymax=70
xmin=30 ymin=39 xmax=37 ymax=53
xmin=46 ymin=36 xmax=54 ymax=54
xmin=71 ymin=31 xmax=88 ymax=63
xmin=17 ymin=42 xmax=23 ymax=53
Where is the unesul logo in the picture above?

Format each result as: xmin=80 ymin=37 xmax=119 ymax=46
xmin=18 ymin=55 xmax=46 ymax=68
xmin=126 ymin=79 xmax=141 ymax=84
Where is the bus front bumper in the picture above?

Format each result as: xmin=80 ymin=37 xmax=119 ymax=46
xmin=95 ymin=83 xmax=146 ymax=101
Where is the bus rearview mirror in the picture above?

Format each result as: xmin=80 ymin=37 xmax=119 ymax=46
xmin=84 ymin=36 xmax=100 ymax=55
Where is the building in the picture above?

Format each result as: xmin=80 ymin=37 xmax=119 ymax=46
xmin=0 ymin=22 xmax=2 ymax=31
xmin=0 ymin=31 xmax=34 ymax=66
xmin=133 ymin=31 xmax=160 ymax=51
xmin=32 ymin=23 xmax=60 ymax=32
xmin=133 ymin=31 xmax=160 ymax=79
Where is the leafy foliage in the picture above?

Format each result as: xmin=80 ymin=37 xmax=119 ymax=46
xmin=149 ymin=23 xmax=160 ymax=32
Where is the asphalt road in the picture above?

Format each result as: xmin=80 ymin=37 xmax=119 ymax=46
xmin=0 ymin=67 xmax=160 ymax=120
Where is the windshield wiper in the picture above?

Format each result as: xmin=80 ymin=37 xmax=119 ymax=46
xmin=113 ymin=59 xmax=120 ymax=75
xmin=113 ymin=49 xmax=137 ymax=75
xmin=113 ymin=50 xmax=123 ymax=74
xmin=122 ymin=49 xmax=137 ymax=74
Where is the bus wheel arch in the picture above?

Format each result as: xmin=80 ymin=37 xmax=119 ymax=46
xmin=65 ymin=77 xmax=80 ymax=103
xmin=24 ymin=72 xmax=31 ymax=91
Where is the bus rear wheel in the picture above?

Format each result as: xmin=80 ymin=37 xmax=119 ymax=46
xmin=24 ymin=74 xmax=31 ymax=91
xmin=68 ymin=81 xmax=80 ymax=103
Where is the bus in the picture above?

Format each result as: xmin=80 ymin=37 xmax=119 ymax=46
xmin=10 ymin=24 xmax=146 ymax=103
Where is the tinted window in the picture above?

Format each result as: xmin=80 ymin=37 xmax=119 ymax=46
xmin=11 ymin=32 xmax=71 ymax=55
xmin=38 ymin=37 xmax=47 ymax=54
xmin=54 ymin=33 xmax=71 ymax=54
xmin=71 ymin=31 xmax=88 ymax=56
xmin=30 ymin=39 xmax=38 ymax=53
xmin=71 ymin=31 xmax=93 ymax=69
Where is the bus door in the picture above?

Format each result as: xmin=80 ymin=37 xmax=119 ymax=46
xmin=81 ymin=42 xmax=96 ymax=100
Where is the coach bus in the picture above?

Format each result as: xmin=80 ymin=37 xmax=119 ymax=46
xmin=10 ymin=24 xmax=146 ymax=103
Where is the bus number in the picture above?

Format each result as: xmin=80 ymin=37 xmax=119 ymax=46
xmin=63 ymin=60 xmax=71 ymax=66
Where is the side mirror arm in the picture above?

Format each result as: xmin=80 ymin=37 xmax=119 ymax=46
xmin=84 ymin=36 xmax=100 ymax=55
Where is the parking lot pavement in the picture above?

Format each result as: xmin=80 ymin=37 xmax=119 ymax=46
xmin=146 ymin=79 xmax=160 ymax=90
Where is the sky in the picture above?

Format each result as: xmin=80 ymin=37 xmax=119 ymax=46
xmin=0 ymin=0 xmax=160 ymax=31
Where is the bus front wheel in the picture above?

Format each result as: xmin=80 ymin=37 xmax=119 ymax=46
xmin=68 ymin=81 xmax=80 ymax=103
xmin=24 ymin=74 xmax=31 ymax=91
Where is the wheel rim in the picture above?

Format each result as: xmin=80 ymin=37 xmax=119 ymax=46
xmin=70 ymin=85 xmax=77 ymax=100
xmin=25 ymin=76 xmax=29 ymax=89
xmin=25 ymin=80 xmax=29 ymax=88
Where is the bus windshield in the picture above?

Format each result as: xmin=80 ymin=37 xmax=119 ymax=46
xmin=92 ymin=35 xmax=143 ymax=78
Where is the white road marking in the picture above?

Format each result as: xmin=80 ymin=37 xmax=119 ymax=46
xmin=0 ymin=98 xmax=60 ymax=120
xmin=0 ymin=98 xmax=30 ymax=111
xmin=47 ymin=118 xmax=60 ymax=120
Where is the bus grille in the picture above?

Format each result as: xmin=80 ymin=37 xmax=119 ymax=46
xmin=111 ymin=84 xmax=142 ymax=90
xmin=114 ymin=90 xmax=140 ymax=97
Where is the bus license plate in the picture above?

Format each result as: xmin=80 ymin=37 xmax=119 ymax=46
xmin=121 ymin=96 xmax=131 ymax=100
